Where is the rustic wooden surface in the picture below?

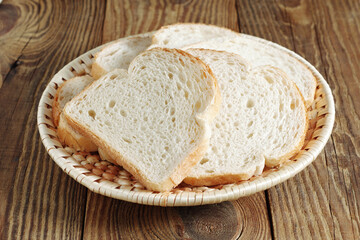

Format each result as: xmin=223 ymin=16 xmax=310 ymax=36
xmin=0 ymin=0 xmax=358 ymax=239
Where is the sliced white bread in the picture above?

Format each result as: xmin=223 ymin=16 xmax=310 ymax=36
xmin=52 ymin=75 xmax=94 ymax=126
xmin=91 ymin=35 xmax=152 ymax=79
xmin=149 ymin=23 xmax=239 ymax=49
xmin=184 ymin=49 xmax=307 ymax=186
xmin=97 ymin=147 xmax=117 ymax=164
xmin=52 ymin=75 xmax=97 ymax=152
xmin=63 ymin=48 xmax=221 ymax=192
xmin=57 ymin=113 xmax=98 ymax=152
xmin=183 ymin=35 xmax=316 ymax=107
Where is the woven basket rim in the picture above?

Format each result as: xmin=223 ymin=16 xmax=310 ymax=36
xmin=37 ymin=32 xmax=335 ymax=206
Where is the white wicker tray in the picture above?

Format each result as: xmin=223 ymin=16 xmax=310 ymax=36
xmin=37 ymin=32 xmax=335 ymax=206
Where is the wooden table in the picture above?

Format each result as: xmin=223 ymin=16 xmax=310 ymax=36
xmin=0 ymin=0 xmax=359 ymax=239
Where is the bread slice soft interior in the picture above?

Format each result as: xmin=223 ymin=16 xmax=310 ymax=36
xmin=57 ymin=113 xmax=98 ymax=152
xmin=52 ymin=75 xmax=94 ymax=127
xmin=149 ymin=23 xmax=238 ymax=49
xmin=183 ymin=49 xmax=308 ymax=186
xmin=52 ymin=75 xmax=98 ymax=152
xmin=183 ymin=35 xmax=316 ymax=107
xmin=92 ymin=35 xmax=152 ymax=79
xmin=63 ymin=48 xmax=220 ymax=191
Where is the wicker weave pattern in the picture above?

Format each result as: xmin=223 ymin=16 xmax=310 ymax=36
xmin=37 ymin=33 xmax=335 ymax=206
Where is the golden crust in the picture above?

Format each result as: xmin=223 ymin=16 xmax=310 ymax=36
xmin=52 ymin=86 xmax=63 ymax=127
xmin=57 ymin=114 xmax=98 ymax=152
xmin=184 ymin=173 xmax=251 ymax=186
xmin=91 ymin=61 xmax=107 ymax=80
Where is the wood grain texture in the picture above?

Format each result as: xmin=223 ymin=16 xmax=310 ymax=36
xmin=310 ymin=0 xmax=360 ymax=238
xmin=83 ymin=191 xmax=270 ymax=240
xmin=102 ymin=0 xmax=240 ymax=42
xmin=236 ymin=0 xmax=360 ymax=239
xmin=0 ymin=0 xmax=359 ymax=239
xmin=0 ymin=0 xmax=105 ymax=239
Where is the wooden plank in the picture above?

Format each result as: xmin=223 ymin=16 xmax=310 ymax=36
xmin=236 ymin=0 xmax=360 ymax=239
xmin=83 ymin=0 xmax=271 ymax=239
xmin=309 ymin=0 xmax=360 ymax=238
xmin=0 ymin=0 xmax=35 ymax=88
xmin=83 ymin=191 xmax=270 ymax=240
xmin=0 ymin=0 xmax=106 ymax=239
xmin=102 ymin=0 xmax=240 ymax=42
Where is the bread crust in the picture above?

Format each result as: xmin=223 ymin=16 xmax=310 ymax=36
xmin=91 ymin=61 xmax=107 ymax=80
xmin=52 ymin=84 xmax=64 ymax=127
xmin=57 ymin=113 xmax=98 ymax=152
xmin=184 ymin=173 xmax=252 ymax=186
xmin=97 ymin=148 xmax=117 ymax=165
xmin=52 ymin=75 xmax=94 ymax=126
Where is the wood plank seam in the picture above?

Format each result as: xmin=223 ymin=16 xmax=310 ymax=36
xmin=330 ymin=133 xmax=358 ymax=239
xmin=265 ymin=190 xmax=275 ymax=240
xmin=307 ymin=14 xmax=340 ymax=240
xmin=280 ymin=3 xmax=297 ymax=53
xmin=324 ymin=144 xmax=336 ymax=239
xmin=234 ymin=0 xmax=242 ymax=32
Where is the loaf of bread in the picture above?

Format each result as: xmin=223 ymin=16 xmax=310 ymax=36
xmin=63 ymin=48 xmax=220 ymax=191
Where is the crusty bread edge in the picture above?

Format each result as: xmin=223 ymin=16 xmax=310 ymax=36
xmin=91 ymin=62 xmax=107 ymax=80
xmin=52 ymin=75 xmax=93 ymax=126
xmin=52 ymin=84 xmax=64 ymax=127
xmin=57 ymin=113 xmax=98 ymax=152
xmin=98 ymin=148 xmax=117 ymax=165
xmin=184 ymin=172 xmax=253 ymax=186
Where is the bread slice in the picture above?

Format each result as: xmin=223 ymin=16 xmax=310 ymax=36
xmin=52 ymin=75 xmax=97 ymax=152
xmin=149 ymin=23 xmax=238 ymax=49
xmin=97 ymin=147 xmax=117 ymax=164
xmin=52 ymin=75 xmax=94 ymax=126
xmin=53 ymin=75 xmax=117 ymax=156
xmin=57 ymin=113 xmax=98 ymax=152
xmin=91 ymin=35 xmax=152 ymax=79
xmin=183 ymin=49 xmax=307 ymax=186
xmin=183 ymin=35 xmax=316 ymax=107
xmin=63 ymin=48 xmax=221 ymax=192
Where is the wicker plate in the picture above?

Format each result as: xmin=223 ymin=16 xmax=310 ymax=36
xmin=37 ymin=32 xmax=335 ymax=206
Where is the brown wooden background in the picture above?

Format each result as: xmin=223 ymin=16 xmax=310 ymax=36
xmin=0 ymin=0 xmax=359 ymax=239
